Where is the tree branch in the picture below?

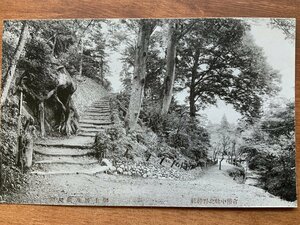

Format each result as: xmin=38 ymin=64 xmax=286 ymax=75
xmin=177 ymin=21 xmax=197 ymax=41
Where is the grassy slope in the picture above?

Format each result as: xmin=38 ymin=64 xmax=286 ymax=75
xmin=72 ymin=77 xmax=109 ymax=116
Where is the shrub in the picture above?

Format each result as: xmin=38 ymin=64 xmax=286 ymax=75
xmin=106 ymin=125 xmax=125 ymax=141
xmin=258 ymin=151 xmax=296 ymax=201
xmin=142 ymin=110 xmax=167 ymax=134
xmin=226 ymin=166 xmax=246 ymax=183
xmin=94 ymin=132 xmax=111 ymax=160
xmin=248 ymin=153 xmax=269 ymax=170
xmin=0 ymin=99 xmax=27 ymax=196
xmin=167 ymin=132 xmax=190 ymax=149
xmin=248 ymin=145 xmax=297 ymax=201
xmin=94 ymin=126 xmax=136 ymax=160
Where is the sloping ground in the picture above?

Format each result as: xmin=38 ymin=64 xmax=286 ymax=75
xmin=72 ymin=77 xmax=109 ymax=116
xmin=7 ymin=162 xmax=296 ymax=207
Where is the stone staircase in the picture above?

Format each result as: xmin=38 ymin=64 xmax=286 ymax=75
xmin=77 ymin=98 xmax=113 ymax=137
xmin=31 ymin=97 xmax=113 ymax=175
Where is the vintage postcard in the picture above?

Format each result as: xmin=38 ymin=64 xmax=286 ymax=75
xmin=0 ymin=18 xmax=297 ymax=207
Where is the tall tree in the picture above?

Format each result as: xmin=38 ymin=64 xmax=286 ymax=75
xmin=119 ymin=26 xmax=165 ymax=103
xmin=160 ymin=21 xmax=177 ymax=115
xmin=177 ymin=19 xmax=280 ymax=121
xmin=160 ymin=20 xmax=196 ymax=115
xmin=217 ymin=115 xmax=232 ymax=170
xmin=75 ymin=20 xmax=94 ymax=77
xmin=125 ymin=20 xmax=156 ymax=131
xmin=1 ymin=21 xmax=29 ymax=106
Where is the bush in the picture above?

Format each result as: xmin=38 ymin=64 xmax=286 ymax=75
xmin=248 ymin=145 xmax=297 ymax=201
xmin=94 ymin=132 xmax=111 ymax=160
xmin=106 ymin=125 xmax=125 ymax=141
xmin=167 ymin=132 xmax=190 ymax=149
xmin=226 ymin=166 xmax=246 ymax=183
xmin=260 ymin=167 xmax=296 ymax=201
xmin=94 ymin=126 xmax=134 ymax=160
xmin=0 ymin=99 xmax=27 ymax=196
xmin=189 ymin=145 xmax=208 ymax=160
xmin=142 ymin=109 xmax=169 ymax=134
xmin=259 ymin=152 xmax=296 ymax=201
xmin=248 ymin=153 xmax=269 ymax=170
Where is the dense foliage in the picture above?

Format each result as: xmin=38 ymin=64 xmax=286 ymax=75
xmin=238 ymin=101 xmax=296 ymax=201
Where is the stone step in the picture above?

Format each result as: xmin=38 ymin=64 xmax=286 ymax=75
xmin=81 ymin=113 xmax=111 ymax=117
xmin=78 ymin=127 xmax=108 ymax=133
xmin=92 ymin=101 xmax=110 ymax=104
xmin=80 ymin=117 xmax=111 ymax=122
xmin=83 ymin=113 xmax=111 ymax=117
xmin=34 ymin=156 xmax=98 ymax=165
xmin=78 ymin=132 xmax=97 ymax=137
xmin=32 ymin=157 xmax=100 ymax=173
xmin=36 ymin=143 xmax=93 ymax=149
xmin=79 ymin=125 xmax=107 ymax=130
xmin=91 ymin=105 xmax=110 ymax=108
xmin=79 ymin=123 xmax=108 ymax=129
xmin=86 ymin=110 xmax=111 ymax=114
xmin=90 ymin=105 xmax=110 ymax=108
xmin=89 ymin=108 xmax=110 ymax=112
xmin=85 ymin=112 xmax=111 ymax=116
xmin=92 ymin=103 xmax=109 ymax=106
xmin=79 ymin=120 xmax=113 ymax=125
xmin=91 ymin=103 xmax=110 ymax=106
xmin=87 ymin=106 xmax=110 ymax=109
xmin=79 ymin=122 xmax=110 ymax=127
xmin=90 ymin=107 xmax=110 ymax=111
xmin=31 ymin=165 xmax=109 ymax=175
xmin=84 ymin=111 xmax=111 ymax=114
xmin=34 ymin=147 xmax=94 ymax=157
xmin=35 ymin=136 xmax=94 ymax=149
xmin=93 ymin=100 xmax=110 ymax=103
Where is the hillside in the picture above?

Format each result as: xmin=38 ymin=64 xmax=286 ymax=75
xmin=72 ymin=77 xmax=109 ymax=116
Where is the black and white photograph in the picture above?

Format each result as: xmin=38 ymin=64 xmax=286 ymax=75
xmin=0 ymin=18 xmax=297 ymax=207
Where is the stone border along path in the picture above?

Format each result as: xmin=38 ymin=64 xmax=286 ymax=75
xmin=31 ymin=97 xmax=113 ymax=176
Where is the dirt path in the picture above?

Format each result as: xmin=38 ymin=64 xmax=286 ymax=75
xmin=6 ymin=162 xmax=296 ymax=208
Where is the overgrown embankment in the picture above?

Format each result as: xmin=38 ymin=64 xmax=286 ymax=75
xmin=93 ymin=95 xmax=208 ymax=180
xmin=0 ymin=97 xmax=26 ymax=199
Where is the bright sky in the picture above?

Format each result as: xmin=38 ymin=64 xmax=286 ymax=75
xmin=107 ymin=19 xmax=295 ymax=124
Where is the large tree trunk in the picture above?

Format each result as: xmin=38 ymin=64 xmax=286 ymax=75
xmin=189 ymin=49 xmax=200 ymax=118
xmin=125 ymin=20 xmax=155 ymax=131
xmin=231 ymin=141 xmax=236 ymax=164
xmin=160 ymin=21 xmax=177 ymax=116
xmin=1 ymin=21 xmax=29 ymax=106
xmin=39 ymin=101 xmax=45 ymax=137
xmin=52 ymin=34 xmax=57 ymax=56
xmin=99 ymin=57 xmax=104 ymax=85
xmin=189 ymin=74 xmax=197 ymax=118
xmin=58 ymin=96 xmax=73 ymax=136
xmin=78 ymin=39 xmax=84 ymax=77
xmin=219 ymin=157 xmax=224 ymax=170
